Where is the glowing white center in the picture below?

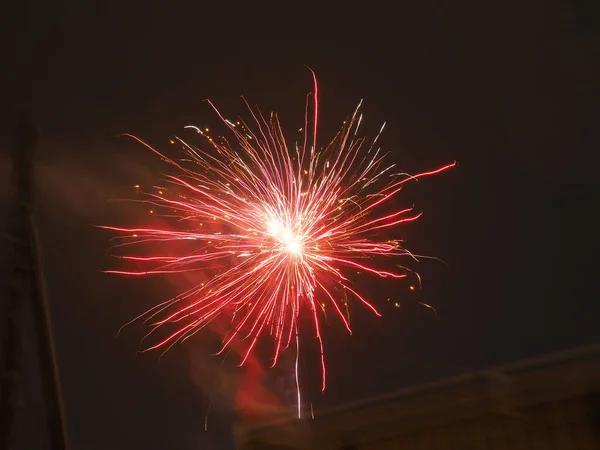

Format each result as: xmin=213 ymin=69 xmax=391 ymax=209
xmin=267 ymin=218 xmax=303 ymax=256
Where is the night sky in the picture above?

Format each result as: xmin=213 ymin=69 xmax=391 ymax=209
xmin=3 ymin=1 xmax=600 ymax=449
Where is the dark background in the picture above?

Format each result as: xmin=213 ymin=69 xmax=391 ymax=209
xmin=2 ymin=1 xmax=599 ymax=449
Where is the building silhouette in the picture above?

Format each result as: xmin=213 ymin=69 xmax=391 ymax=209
xmin=238 ymin=344 xmax=600 ymax=449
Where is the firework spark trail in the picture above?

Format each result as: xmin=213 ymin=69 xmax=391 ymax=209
xmin=102 ymin=70 xmax=454 ymax=410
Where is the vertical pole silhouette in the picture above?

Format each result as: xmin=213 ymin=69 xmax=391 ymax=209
xmin=1 ymin=112 xmax=67 ymax=449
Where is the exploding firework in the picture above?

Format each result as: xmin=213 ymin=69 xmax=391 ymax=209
xmin=102 ymin=70 xmax=454 ymax=405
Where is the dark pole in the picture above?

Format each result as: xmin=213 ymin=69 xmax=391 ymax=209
xmin=0 ymin=112 xmax=68 ymax=449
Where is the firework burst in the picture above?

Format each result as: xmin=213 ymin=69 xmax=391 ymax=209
xmin=102 ymin=70 xmax=454 ymax=409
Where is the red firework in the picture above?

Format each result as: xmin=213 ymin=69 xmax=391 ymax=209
xmin=102 ymin=70 xmax=454 ymax=397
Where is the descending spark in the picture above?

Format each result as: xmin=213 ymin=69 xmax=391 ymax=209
xmin=295 ymin=329 xmax=301 ymax=419
xmin=102 ymin=70 xmax=454 ymax=410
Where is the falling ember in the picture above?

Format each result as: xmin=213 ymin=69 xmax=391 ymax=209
xmin=101 ymin=70 xmax=454 ymax=413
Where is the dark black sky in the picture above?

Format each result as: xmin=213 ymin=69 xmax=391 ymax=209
xmin=2 ymin=1 xmax=600 ymax=449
